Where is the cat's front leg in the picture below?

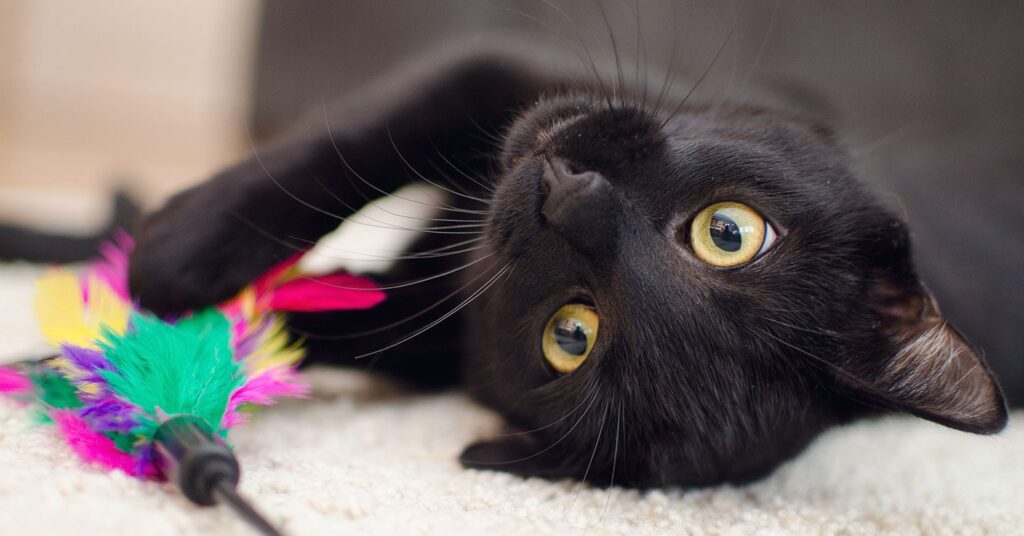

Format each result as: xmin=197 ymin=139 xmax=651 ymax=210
xmin=129 ymin=137 xmax=343 ymax=314
xmin=129 ymin=45 xmax=551 ymax=315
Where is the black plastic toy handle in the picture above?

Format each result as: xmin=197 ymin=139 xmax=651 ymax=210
xmin=153 ymin=415 xmax=284 ymax=536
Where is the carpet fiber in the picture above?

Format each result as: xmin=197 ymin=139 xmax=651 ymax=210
xmin=1 ymin=262 xmax=1020 ymax=535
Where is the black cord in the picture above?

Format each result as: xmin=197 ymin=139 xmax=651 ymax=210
xmin=212 ymin=478 xmax=285 ymax=536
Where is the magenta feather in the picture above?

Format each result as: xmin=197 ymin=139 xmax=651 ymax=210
xmin=0 ymin=367 xmax=32 ymax=395
xmin=86 ymin=230 xmax=133 ymax=301
xmin=269 ymin=273 xmax=385 ymax=312
xmin=222 ymin=369 xmax=308 ymax=428
xmin=51 ymin=409 xmax=150 ymax=477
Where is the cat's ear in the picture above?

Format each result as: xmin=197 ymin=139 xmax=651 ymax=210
xmin=841 ymin=233 xmax=1008 ymax=433
xmin=459 ymin=434 xmax=575 ymax=479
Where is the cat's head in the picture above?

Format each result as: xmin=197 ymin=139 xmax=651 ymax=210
xmin=459 ymin=93 xmax=1007 ymax=487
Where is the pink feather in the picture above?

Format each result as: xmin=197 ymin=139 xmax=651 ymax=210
xmin=222 ymin=370 xmax=309 ymax=428
xmin=84 ymin=230 xmax=134 ymax=301
xmin=51 ymin=410 xmax=144 ymax=476
xmin=252 ymin=253 xmax=304 ymax=296
xmin=268 ymin=273 xmax=385 ymax=312
xmin=0 ymin=367 xmax=32 ymax=395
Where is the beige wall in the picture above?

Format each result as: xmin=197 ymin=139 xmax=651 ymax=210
xmin=0 ymin=0 xmax=260 ymax=228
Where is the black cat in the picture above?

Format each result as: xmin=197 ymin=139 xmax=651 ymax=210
xmin=125 ymin=43 xmax=1008 ymax=488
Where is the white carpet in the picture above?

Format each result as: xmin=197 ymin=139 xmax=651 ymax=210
xmin=1 ymin=262 xmax=1021 ymax=536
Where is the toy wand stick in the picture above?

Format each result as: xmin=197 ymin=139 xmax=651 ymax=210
xmin=154 ymin=415 xmax=283 ymax=536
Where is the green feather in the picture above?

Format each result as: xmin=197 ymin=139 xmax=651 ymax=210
xmin=27 ymin=366 xmax=84 ymax=423
xmin=106 ymin=431 xmax=138 ymax=452
xmin=97 ymin=309 xmax=243 ymax=438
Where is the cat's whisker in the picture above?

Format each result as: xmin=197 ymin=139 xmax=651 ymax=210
xmin=462 ymin=109 xmax=508 ymax=148
xmin=761 ymin=313 xmax=842 ymax=338
xmin=289 ymin=235 xmax=491 ymax=263
xmin=312 ymin=172 xmax=487 ymax=226
xmin=245 ymin=128 xmax=358 ymax=227
xmin=225 ymin=213 xmax=473 ymax=312
xmin=321 ymin=97 xmax=488 ymax=216
xmin=536 ymin=0 xmax=615 ymax=108
xmin=851 ymin=120 xmax=934 ymax=158
xmin=651 ymin=0 xmax=691 ymax=118
xmin=297 ymin=247 xmax=493 ymax=266
xmin=349 ymin=261 xmax=514 ymax=359
xmin=228 ymin=209 xmax=330 ymax=256
xmin=291 ymin=241 xmax=493 ymax=265
xmin=596 ymin=400 xmax=622 ymax=526
xmin=306 ymin=187 xmax=485 ymax=235
xmin=632 ymin=0 xmax=641 ymax=108
xmin=464 ymin=386 xmax=601 ymax=467
xmin=227 ymin=211 xmax=492 ymax=285
xmin=305 ymin=173 xmax=485 ymax=235
xmin=660 ymin=0 xmax=748 ymax=130
xmin=303 ymin=252 xmax=497 ymax=292
xmin=245 ymin=133 xmax=486 ymax=239
xmin=752 ymin=326 xmax=835 ymax=371
xmin=751 ymin=326 xmax=890 ymax=413
xmin=746 ymin=326 xmax=827 ymax=394
xmin=335 ymin=215 xmax=486 ymax=236
xmin=385 ymin=127 xmax=493 ymax=206
xmin=483 ymin=4 xmax=610 ymax=108
xmin=567 ymin=400 xmax=610 ymax=523
xmin=306 ymin=173 xmax=487 ymax=236
xmin=414 ymin=222 xmax=488 ymax=232
xmin=292 ymin=255 xmax=505 ymax=341
xmin=427 ymin=140 xmax=496 ymax=194
xmin=494 ymin=384 xmax=602 ymax=438
xmin=425 ymin=159 xmax=485 ymax=199
xmin=632 ymin=0 xmax=649 ymax=114
xmin=595 ymin=0 xmax=626 ymax=106
xmin=735 ymin=0 xmax=780 ymax=98
xmin=713 ymin=0 xmax=744 ymax=115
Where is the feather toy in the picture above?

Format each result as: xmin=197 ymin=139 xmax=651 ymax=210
xmin=0 ymin=232 xmax=385 ymax=534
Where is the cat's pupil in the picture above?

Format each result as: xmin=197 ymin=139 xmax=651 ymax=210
xmin=553 ymin=319 xmax=588 ymax=356
xmin=709 ymin=212 xmax=743 ymax=252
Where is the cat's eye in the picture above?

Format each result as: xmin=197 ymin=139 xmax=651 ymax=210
xmin=689 ymin=202 xmax=777 ymax=267
xmin=542 ymin=304 xmax=599 ymax=373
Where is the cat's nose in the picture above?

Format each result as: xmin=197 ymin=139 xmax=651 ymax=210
xmin=541 ymin=157 xmax=607 ymax=221
xmin=540 ymin=157 xmax=617 ymax=254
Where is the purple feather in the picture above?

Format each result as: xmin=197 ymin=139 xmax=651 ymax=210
xmin=61 ymin=344 xmax=116 ymax=387
xmin=79 ymin=398 xmax=139 ymax=433
xmin=232 ymin=319 xmax=271 ymax=363
xmin=62 ymin=345 xmax=114 ymax=374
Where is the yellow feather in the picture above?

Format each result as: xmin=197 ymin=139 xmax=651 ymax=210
xmin=34 ymin=270 xmax=130 ymax=350
xmin=35 ymin=270 xmax=92 ymax=347
xmin=83 ymin=275 xmax=130 ymax=339
xmin=245 ymin=317 xmax=305 ymax=374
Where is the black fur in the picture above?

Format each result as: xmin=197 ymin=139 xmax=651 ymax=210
xmin=126 ymin=44 xmax=1008 ymax=488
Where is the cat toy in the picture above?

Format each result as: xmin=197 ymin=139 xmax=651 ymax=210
xmin=0 ymin=233 xmax=385 ymax=535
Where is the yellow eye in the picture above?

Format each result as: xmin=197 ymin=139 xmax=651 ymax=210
xmin=689 ymin=202 xmax=776 ymax=267
xmin=542 ymin=304 xmax=600 ymax=373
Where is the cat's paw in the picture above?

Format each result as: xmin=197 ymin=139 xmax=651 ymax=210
xmin=129 ymin=183 xmax=280 ymax=315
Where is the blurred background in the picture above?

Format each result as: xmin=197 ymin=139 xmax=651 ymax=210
xmin=1 ymin=1 xmax=1021 ymax=394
